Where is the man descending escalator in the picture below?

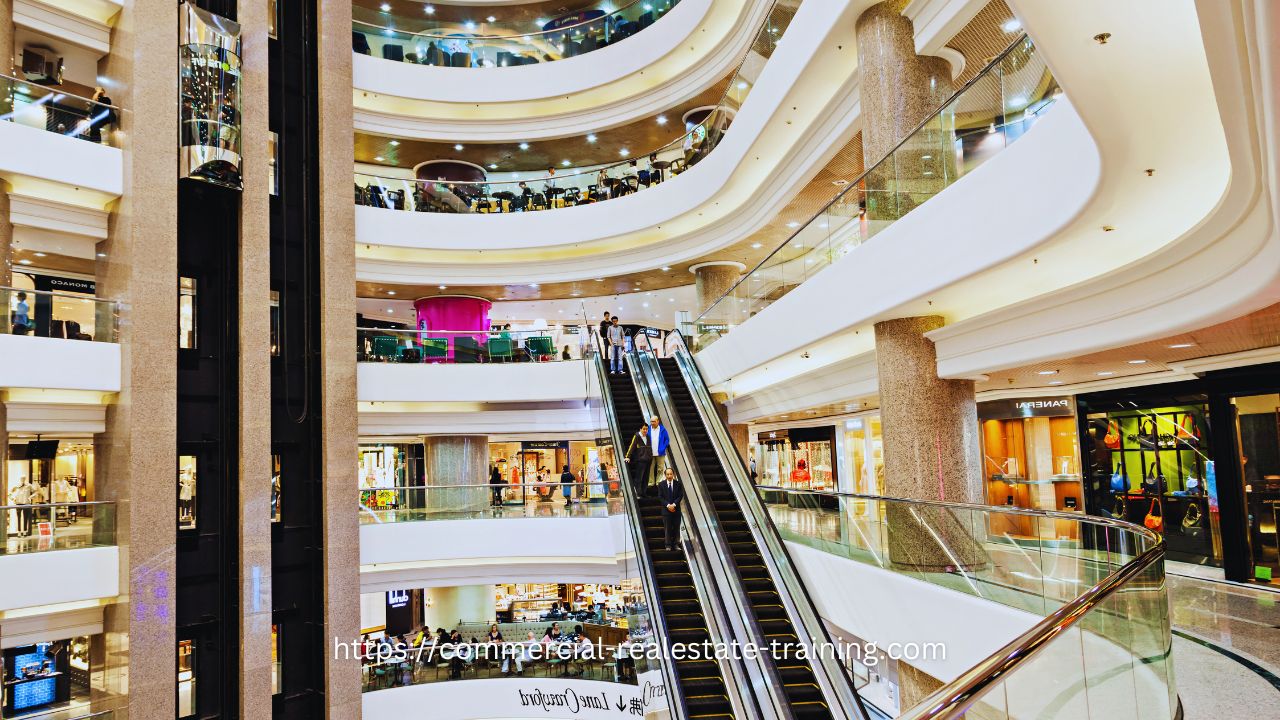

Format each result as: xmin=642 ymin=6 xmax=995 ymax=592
xmin=625 ymin=423 xmax=652 ymax=495
xmin=657 ymin=467 xmax=684 ymax=552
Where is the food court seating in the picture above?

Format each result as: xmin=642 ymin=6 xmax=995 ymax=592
xmin=353 ymin=31 xmax=371 ymax=55
xmin=421 ymin=337 xmax=448 ymax=362
xmin=455 ymin=336 xmax=482 ymax=362
xmin=487 ymin=336 xmax=514 ymax=362
xmin=400 ymin=346 xmax=422 ymax=363
xmin=371 ymin=335 xmax=399 ymax=362
xmin=525 ymin=335 xmax=554 ymax=361
xmin=382 ymin=44 xmax=405 ymax=62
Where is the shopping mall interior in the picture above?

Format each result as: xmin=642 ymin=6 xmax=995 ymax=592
xmin=0 ymin=0 xmax=1278 ymax=718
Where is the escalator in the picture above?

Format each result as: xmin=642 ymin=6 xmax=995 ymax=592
xmin=605 ymin=370 xmax=737 ymax=720
xmin=653 ymin=358 xmax=835 ymax=719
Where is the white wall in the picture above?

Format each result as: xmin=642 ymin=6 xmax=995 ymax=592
xmin=0 ymin=335 xmax=121 ymax=392
xmin=0 ymin=547 xmax=119 ymax=612
xmin=423 ymin=585 xmax=497 ymax=629
xmin=0 ymin=120 xmax=122 ymax=199
xmin=357 ymin=360 xmax=590 ymax=403
xmin=361 ymin=592 xmax=387 ymax=633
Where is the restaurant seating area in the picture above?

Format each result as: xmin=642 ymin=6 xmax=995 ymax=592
xmin=357 ymin=329 xmax=584 ymax=364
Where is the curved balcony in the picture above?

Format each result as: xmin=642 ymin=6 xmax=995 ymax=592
xmin=352 ymin=0 xmax=766 ymax=140
xmin=0 ymin=501 xmax=119 ymax=612
xmin=0 ymin=287 xmax=121 ymax=393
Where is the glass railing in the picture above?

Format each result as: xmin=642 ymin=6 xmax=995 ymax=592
xmin=358 ymin=483 xmax=624 ymax=524
xmin=0 ymin=74 xmax=121 ymax=147
xmin=357 ymin=326 xmax=593 ymax=363
xmin=353 ymin=0 xmax=679 ymax=67
xmin=2 ymin=287 xmax=120 ymax=342
xmin=354 ymin=0 xmax=794 ymax=215
xmin=695 ymin=36 xmax=1060 ymax=348
xmin=758 ymin=487 xmax=1175 ymax=720
xmin=1 ymin=502 xmax=117 ymax=555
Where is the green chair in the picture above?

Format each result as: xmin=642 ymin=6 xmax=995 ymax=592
xmin=487 ymin=336 xmax=513 ymax=362
xmin=422 ymin=337 xmax=449 ymax=362
xmin=525 ymin=335 xmax=554 ymax=361
xmin=371 ymin=335 xmax=399 ymax=362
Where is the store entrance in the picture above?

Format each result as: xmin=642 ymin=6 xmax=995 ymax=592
xmin=1229 ymin=393 xmax=1280 ymax=585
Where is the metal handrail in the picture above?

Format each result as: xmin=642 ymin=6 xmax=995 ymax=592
xmin=0 ymin=285 xmax=117 ymax=305
xmin=0 ymin=73 xmax=122 ymax=111
xmin=590 ymin=352 xmax=690 ymax=720
xmin=630 ymin=350 xmax=782 ymax=720
xmin=694 ymin=34 xmax=1043 ymax=324
xmin=749 ymin=486 xmax=1167 ymax=719
xmin=666 ymin=349 xmax=870 ymax=719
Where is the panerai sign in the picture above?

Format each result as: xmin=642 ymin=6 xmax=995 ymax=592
xmin=979 ymin=397 xmax=1075 ymax=420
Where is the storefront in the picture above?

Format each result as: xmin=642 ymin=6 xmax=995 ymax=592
xmin=8 ymin=272 xmax=101 ymax=340
xmin=5 ymin=438 xmax=94 ymax=540
xmin=842 ymin=414 xmax=884 ymax=497
xmin=752 ymin=426 xmax=838 ymax=508
xmin=978 ymin=397 xmax=1084 ymax=543
xmin=2 ymin=637 xmax=92 ymax=718
xmin=1076 ymin=362 xmax=1280 ymax=585
xmin=357 ymin=442 xmax=425 ymax=509
xmin=487 ymin=440 xmax=612 ymax=502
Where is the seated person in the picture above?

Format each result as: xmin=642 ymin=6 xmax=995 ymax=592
xmin=514 ymin=181 xmax=534 ymax=211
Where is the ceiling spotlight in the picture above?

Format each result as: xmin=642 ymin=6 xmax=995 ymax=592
xmin=379 ymin=2 xmax=390 ymax=11
xmin=594 ymin=278 xmax=604 ymax=282
xmin=424 ymin=5 xmax=435 ymax=14
xmin=1002 ymin=18 xmax=1021 ymax=32
xmin=668 ymin=298 xmax=674 ymax=302
xmin=386 ymin=307 xmax=395 ymax=313
xmin=1127 ymin=359 xmax=1148 ymax=364
xmin=1048 ymin=380 xmax=1064 ymax=386
xmin=751 ymin=242 xmax=762 ymax=249
xmin=586 ymin=134 xmax=598 ymax=143
xmin=921 ymin=154 xmax=932 ymax=160
xmin=488 ymin=163 xmax=498 ymax=169
xmin=33 ymin=252 xmax=47 ymax=257
xmin=656 ymin=115 xmax=668 ymax=125
xmin=529 ymin=283 xmax=540 ymax=288
xmin=1036 ymin=370 xmax=1059 ymax=376
xmin=642 ymin=302 xmax=649 ymax=308
xmin=97 ymin=252 xmax=107 ymax=258
xmin=737 ymin=81 xmax=748 ymax=90
xmin=661 ymin=266 xmax=671 ymax=271
xmin=437 ymin=285 xmax=448 ymax=290
xmin=519 ymin=142 xmax=530 ymax=150
xmin=374 ymin=156 xmax=385 ymax=162
xmin=486 ymin=15 xmax=496 ymax=22
xmin=464 ymin=21 xmax=476 ymax=30
xmin=454 ymin=144 xmax=464 ymax=151
xmin=18 ymin=259 xmax=32 ymax=265
xmin=1097 ymin=371 xmax=1115 ymax=376
xmin=619 ymin=148 xmax=630 ymax=157
xmin=386 ymin=290 xmax=397 ymax=296
xmin=561 ymin=159 xmax=571 ymax=166
xmin=1167 ymin=343 xmax=1195 ymax=349
xmin=786 ymin=221 xmax=799 ymax=228
xmin=389 ymin=140 xmax=400 ymax=147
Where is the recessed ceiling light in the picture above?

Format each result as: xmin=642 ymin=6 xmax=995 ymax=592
xmin=464 ymin=21 xmax=476 ymax=30
xmin=379 ymin=2 xmax=390 ymax=11
xmin=921 ymin=154 xmax=932 ymax=160
xmin=437 ymin=285 xmax=447 ymax=290
xmin=794 ymin=243 xmax=804 ymax=249
xmin=656 ymin=115 xmax=667 ymax=125
xmin=374 ymin=156 xmax=385 ymax=162
xmin=586 ymin=134 xmax=597 ymax=143
xmin=18 ymin=259 xmax=32 ymax=265
xmin=661 ymin=266 xmax=671 ymax=271
xmin=488 ymin=163 xmax=497 ymax=169
xmin=786 ymin=221 xmax=800 ymax=228
xmin=668 ymin=298 xmax=674 ymax=302
xmin=529 ymin=283 xmax=539 ymax=288
xmin=424 ymin=5 xmax=435 ymax=14
xmin=519 ymin=142 xmax=530 ymax=150
xmin=1002 ymin=18 xmax=1022 ymax=32
xmin=1048 ymin=380 xmax=1064 ymax=385
xmin=594 ymin=278 xmax=604 ymax=282
xmin=386 ymin=290 xmax=397 ymax=296
xmin=751 ymin=242 xmax=762 ymax=249
xmin=737 ymin=81 xmax=748 ymax=90
xmin=1167 ymin=343 xmax=1195 ymax=349
xmin=1036 ymin=370 xmax=1059 ymax=376
xmin=1127 ymin=359 xmax=1148 ymax=364
xmin=97 ymin=252 xmax=107 ymax=258
xmin=33 ymin=252 xmax=46 ymax=257
xmin=454 ymin=144 xmax=464 ymax=151
xmin=535 ymin=18 xmax=547 ymax=26
xmin=619 ymin=148 xmax=630 ymax=157
xmin=386 ymin=307 xmax=394 ymax=313
xmin=642 ymin=302 xmax=649 ymax=308
xmin=486 ymin=15 xmax=496 ymax=22
xmin=561 ymin=159 xmax=571 ymax=166
xmin=1097 ymin=371 xmax=1115 ymax=376
xmin=779 ymin=415 xmax=789 ymax=419
xmin=389 ymin=140 xmax=399 ymax=146
xmin=831 ymin=179 xmax=849 ymax=186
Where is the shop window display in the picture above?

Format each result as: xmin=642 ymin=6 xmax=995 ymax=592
xmin=177 ymin=639 xmax=196 ymax=717
xmin=754 ymin=427 xmax=837 ymax=508
xmin=178 ymin=455 xmax=198 ymax=530
xmin=179 ymin=277 xmax=197 ymax=350
xmin=2 ymin=637 xmax=93 ymax=717
xmin=5 ymin=438 xmax=94 ymax=544
xmin=979 ymin=399 xmax=1083 ymax=544
xmin=844 ymin=415 xmax=883 ymax=496
xmin=1231 ymin=393 xmax=1280 ymax=583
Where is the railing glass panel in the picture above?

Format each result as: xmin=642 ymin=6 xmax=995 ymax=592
xmin=695 ymin=36 xmax=1059 ymax=348
xmin=1 ymin=287 xmax=120 ymax=343
xmin=1 ymin=502 xmax=117 ymax=555
xmin=353 ymin=0 xmax=681 ymax=67
xmin=356 ymin=326 xmax=590 ymax=363
xmin=0 ymin=74 xmax=120 ymax=147
xmin=358 ymin=483 xmax=623 ymax=524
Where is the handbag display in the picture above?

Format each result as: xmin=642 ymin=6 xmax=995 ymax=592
xmin=1175 ymin=413 xmax=1200 ymax=447
xmin=1113 ymin=495 xmax=1127 ymax=519
xmin=1103 ymin=420 xmax=1121 ymax=450
xmin=1136 ymin=418 xmax=1159 ymax=450
xmin=1141 ymin=465 xmax=1163 ymax=495
xmin=1144 ymin=498 xmax=1163 ymax=533
xmin=1181 ymin=501 xmax=1203 ymax=538
xmin=1110 ymin=465 xmax=1128 ymax=493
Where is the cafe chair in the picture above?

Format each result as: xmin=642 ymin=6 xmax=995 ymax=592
xmin=525 ymin=335 xmax=554 ymax=361
xmin=398 ymin=346 xmax=421 ymax=363
xmin=352 ymin=31 xmax=371 ymax=55
xmin=382 ymin=44 xmax=405 ymax=62
xmin=454 ymin=336 xmax=482 ymax=362
xmin=564 ymin=188 xmax=581 ymax=206
xmin=532 ymin=192 xmax=548 ymax=211
xmin=421 ymin=337 xmax=448 ymax=363
xmin=487 ymin=336 xmax=514 ymax=363
xmin=451 ymin=52 xmax=472 ymax=68
xmin=371 ymin=335 xmax=399 ymax=362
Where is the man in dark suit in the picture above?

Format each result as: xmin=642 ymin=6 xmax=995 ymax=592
xmin=625 ymin=424 xmax=652 ymax=494
xmin=657 ymin=467 xmax=684 ymax=551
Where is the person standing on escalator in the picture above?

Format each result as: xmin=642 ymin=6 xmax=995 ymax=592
xmin=648 ymin=415 xmax=669 ymax=486
xmin=625 ymin=424 xmax=652 ymax=494
xmin=658 ymin=467 xmax=684 ymax=551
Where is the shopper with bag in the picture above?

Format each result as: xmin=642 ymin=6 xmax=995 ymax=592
xmin=625 ymin=424 xmax=652 ymax=494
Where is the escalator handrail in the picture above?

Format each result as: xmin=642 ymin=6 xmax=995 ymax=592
xmin=631 ymin=351 xmax=794 ymax=720
xmin=670 ymin=347 xmax=871 ymax=720
xmin=590 ymin=352 xmax=690 ymax=720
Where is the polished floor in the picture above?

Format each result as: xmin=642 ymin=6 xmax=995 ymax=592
xmin=1 ymin=516 xmax=99 ymax=555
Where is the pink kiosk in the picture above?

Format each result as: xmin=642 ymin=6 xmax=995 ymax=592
xmin=413 ymin=295 xmax=492 ymax=361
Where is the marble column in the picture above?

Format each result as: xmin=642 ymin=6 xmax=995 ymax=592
xmin=423 ymin=585 xmax=497 ymax=630
xmin=691 ymin=262 xmax=745 ymax=316
xmin=0 ymin=0 xmax=12 ymax=75
xmin=874 ymin=316 xmax=984 ymax=570
xmin=238 ymin=0 xmax=274 ymax=715
xmin=318 ymin=0 xmax=361 ymax=717
xmin=897 ymin=661 xmax=944 ymax=714
xmin=710 ymin=392 xmax=750 ymax=466
xmin=856 ymin=1 xmax=955 ymax=223
xmin=95 ymin=0 xmax=180 ymax=716
xmin=423 ymin=436 xmax=491 ymax=511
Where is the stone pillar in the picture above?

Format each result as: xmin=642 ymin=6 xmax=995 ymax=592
xmin=423 ymin=585 xmax=497 ymax=630
xmin=691 ymin=262 xmax=745 ymax=315
xmin=318 ymin=0 xmax=361 ymax=717
xmin=897 ymin=661 xmax=945 ymax=713
xmin=238 ymin=0 xmax=273 ymax=715
xmin=95 ymin=0 xmax=180 ymax=716
xmin=0 ymin=0 xmax=12 ymax=75
xmin=710 ymin=392 xmax=750 ymax=466
xmin=856 ymin=1 xmax=955 ymax=223
xmin=423 ymin=435 xmax=491 ymax=511
xmin=874 ymin=316 xmax=984 ymax=570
